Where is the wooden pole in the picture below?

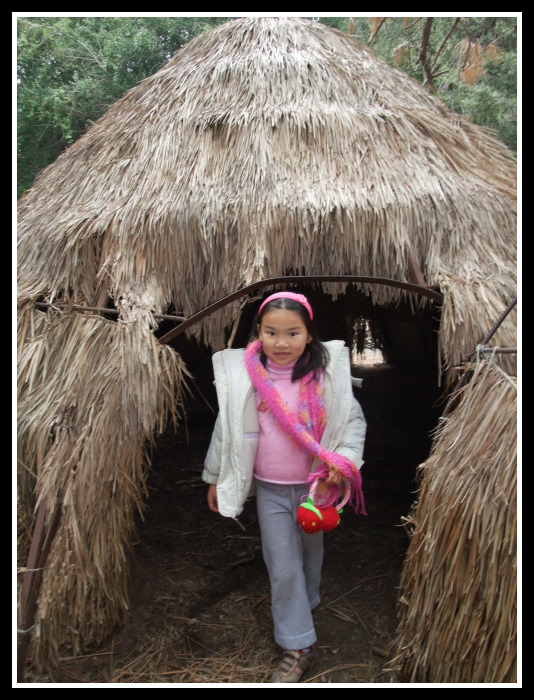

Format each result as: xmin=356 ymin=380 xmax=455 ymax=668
xmin=158 ymin=275 xmax=444 ymax=345
xmin=17 ymin=498 xmax=62 ymax=683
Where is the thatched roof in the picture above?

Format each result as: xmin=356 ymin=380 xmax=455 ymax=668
xmin=17 ymin=16 xmax=516 ymax=368
xmin=17 ymin=17 xmax=517 ymax=676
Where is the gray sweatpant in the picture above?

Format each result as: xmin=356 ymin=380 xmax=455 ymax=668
xmin=255 ymin=480 xmax=324 ymax=650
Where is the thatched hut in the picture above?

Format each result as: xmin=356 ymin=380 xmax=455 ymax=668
xmin=17 ymin=17 xmax=517 ymax=682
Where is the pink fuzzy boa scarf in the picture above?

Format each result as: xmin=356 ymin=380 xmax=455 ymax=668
xmin=244 ymin=340 xmax=366 ymax=514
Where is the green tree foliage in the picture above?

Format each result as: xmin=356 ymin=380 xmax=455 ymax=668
xmin=17 ymin=16 xmax=517 ymax=198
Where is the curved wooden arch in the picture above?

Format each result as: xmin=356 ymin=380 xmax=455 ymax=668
xmin=158 ymin=275 xmax=443 ymax=345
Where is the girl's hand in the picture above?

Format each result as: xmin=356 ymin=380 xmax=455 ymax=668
xmin=326 ymin=467 xmax=343 ymax=485
xmin=207 ymin=484 xmax=219 ymax=513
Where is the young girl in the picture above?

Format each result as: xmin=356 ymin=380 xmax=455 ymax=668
xmin=203 ymin=292 xmax=367 ymax=682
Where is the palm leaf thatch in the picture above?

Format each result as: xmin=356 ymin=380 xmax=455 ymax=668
xmin=17 ymin=17 xmax=516 ymax=366
xmin=390 ymin=359 xmax=517 ymax=683
xmin=17 ymin=17 xmax=517 ymax=674
xmin=17 ymin=306 xmax=190 ymax=667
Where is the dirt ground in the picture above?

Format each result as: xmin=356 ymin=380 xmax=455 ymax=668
xmin=23 ymin=361 xmax=444 ymax=685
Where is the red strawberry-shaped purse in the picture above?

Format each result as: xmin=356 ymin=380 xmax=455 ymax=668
xmin=297 ymin=479 xmax=350 ymax=534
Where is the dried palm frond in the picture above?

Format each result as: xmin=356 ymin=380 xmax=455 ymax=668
xmin=389 ymin=360 xmax=517 ymax=683
xmin=17 ymin=305 xmax=189 ymax=667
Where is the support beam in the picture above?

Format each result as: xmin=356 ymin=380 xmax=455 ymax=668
xmin=17 ymin=499 xmax=62 ymax=683
xmin=34 ymin=302 xmax=187 ymax=323
xmin=158 ymin=275 xmax=444 ymax=345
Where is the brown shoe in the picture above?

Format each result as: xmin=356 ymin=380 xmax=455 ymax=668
xmin=271 ymin=648 xmax=318 ymax=683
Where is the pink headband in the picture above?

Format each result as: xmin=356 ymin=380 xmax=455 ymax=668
xmin=259 ymin=292 xmax=313 ymax=320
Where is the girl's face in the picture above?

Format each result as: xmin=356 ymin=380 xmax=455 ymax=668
xmin=258 ymin=307 xmax=312 ymax=367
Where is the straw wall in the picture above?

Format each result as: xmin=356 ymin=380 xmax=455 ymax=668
xmin=17 ymin=304 xmax=189 ymax=667
xmin=390 ymin=358 xmax=517 ymax=683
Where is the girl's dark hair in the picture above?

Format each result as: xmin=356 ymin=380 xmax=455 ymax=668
xmin=254 ymin=296 xmax=329 ymax=382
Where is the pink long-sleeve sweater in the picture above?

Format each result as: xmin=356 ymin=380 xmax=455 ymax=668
xmin=252 ymin=359 xmax=314 ymax=484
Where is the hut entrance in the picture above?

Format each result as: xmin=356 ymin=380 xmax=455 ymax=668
xmin=126 ymin=362 xmax=442 ymax=684
xmin=34 ymin=280 xmax=445 ymax=683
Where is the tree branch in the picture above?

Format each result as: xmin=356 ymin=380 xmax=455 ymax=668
xmin=431 ymin=17 xmax=461 ymax=71
xmin=368 ymin=17 xmax=388 ymax=44
xmin=403 ymin=17 xmax=424 ymax=31
xmin=419 ymin=18 xmax=438 ymax=92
